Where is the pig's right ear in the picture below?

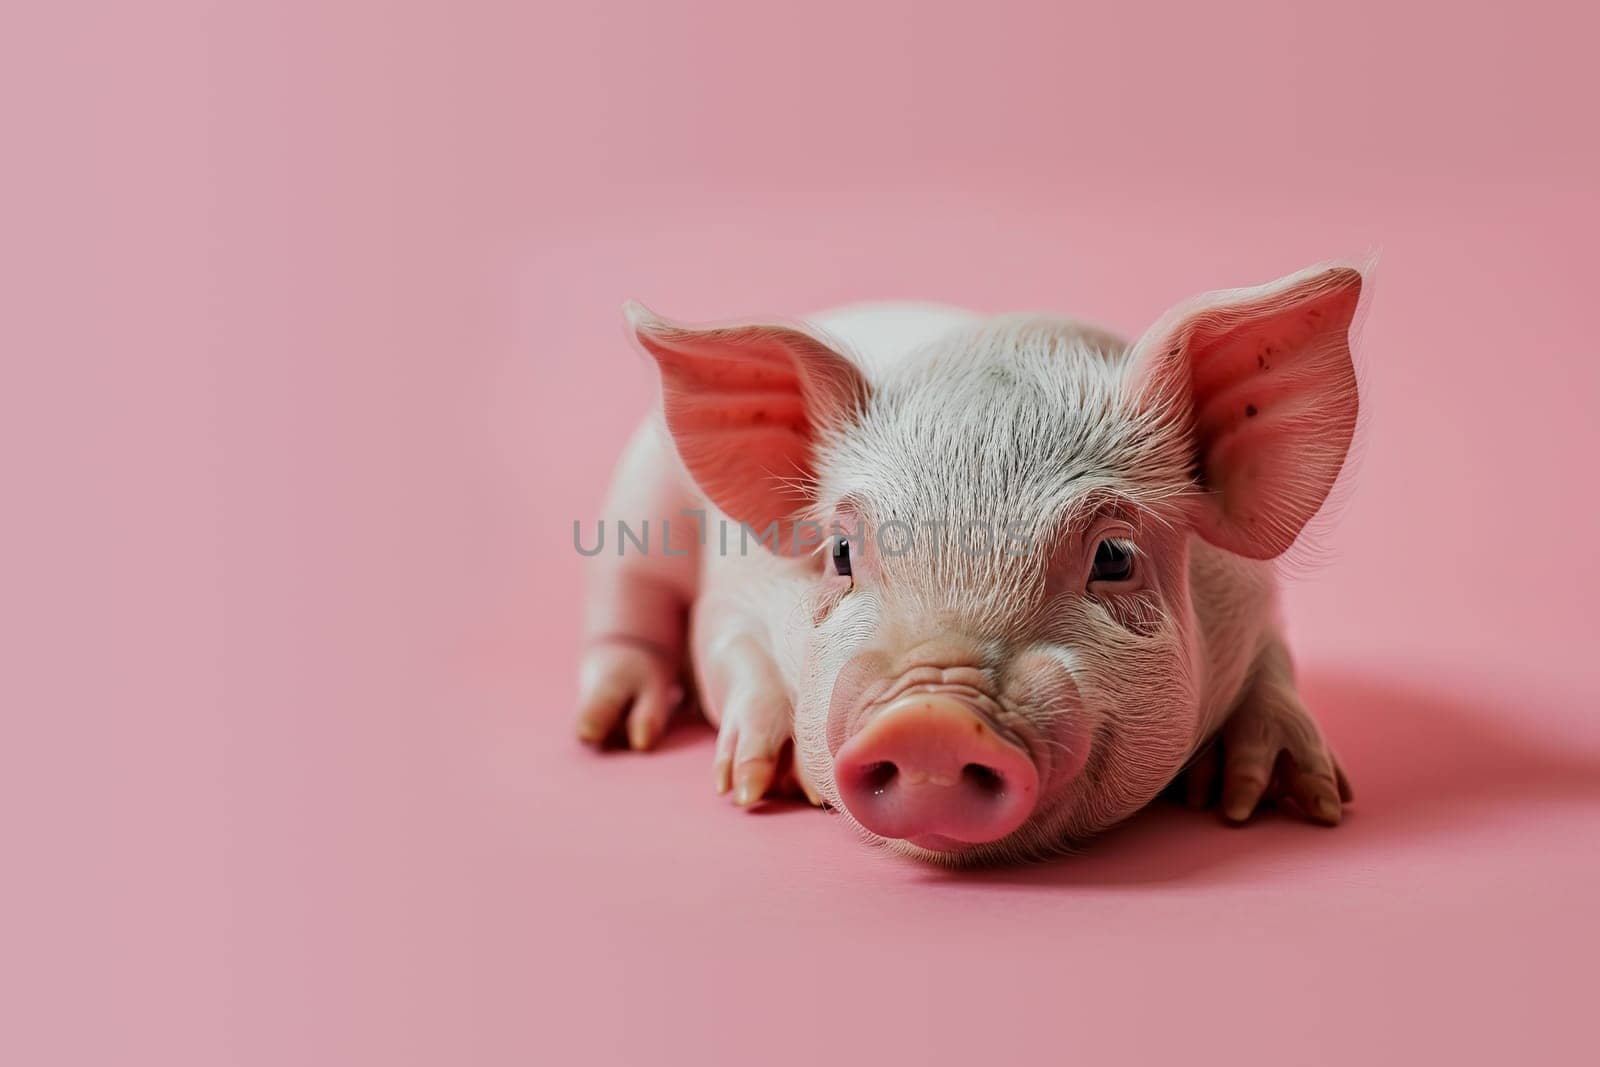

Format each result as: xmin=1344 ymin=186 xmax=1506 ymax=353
xmin=625 ymin=302 xmax=870 ymax=549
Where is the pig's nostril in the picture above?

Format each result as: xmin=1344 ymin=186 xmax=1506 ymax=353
xmin=862 ymin=761 xmax=898 ymax=795
xmin=962 ymin=763 xmax=1005 ymax=796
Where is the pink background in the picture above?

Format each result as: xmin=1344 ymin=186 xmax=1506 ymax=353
xmin=8 ymin=2 xmax=1600 ymax=1065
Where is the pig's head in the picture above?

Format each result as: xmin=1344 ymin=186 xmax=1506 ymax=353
xmin=629 ymin=264 xmax=1362 ymax=864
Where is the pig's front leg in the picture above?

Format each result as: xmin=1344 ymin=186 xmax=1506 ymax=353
xmin=691 ymin=576 xmax=822 ymax=809
xmin=575 ymin=420 xmax=699 ymax=751
xmin=1179 ymin=638 xmax=1353 ymax=825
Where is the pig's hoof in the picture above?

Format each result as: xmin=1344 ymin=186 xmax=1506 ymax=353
xmin=1179 ymin=698 xmax=1353 ymax=827
xmin=575 ymin=639 xmax=684 ymax=751
xmin=699 ymin=637 xmax=822 ymax=809
xmin=708 ymin=690 xmax=822 ymax=809
xmin=714 ymin=739 xmax=823 ymax=810
xmin=712 ymin=697 xmax=823 ymax=809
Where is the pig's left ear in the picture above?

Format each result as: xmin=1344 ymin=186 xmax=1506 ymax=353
xmin=1129 ymin=265 xmax=1364 ymax=560
xmin=625 ymin=303 xmax=870 ymax=550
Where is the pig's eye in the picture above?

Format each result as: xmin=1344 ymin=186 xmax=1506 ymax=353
xmin=831 ymin=538 xmax=853 ymax=578
xmin=1089 ymin=540 xmax=1134 ymax=584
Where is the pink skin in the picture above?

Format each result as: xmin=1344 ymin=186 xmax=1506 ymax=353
xmin=577 ymin=266 xmax=1363 ymax=864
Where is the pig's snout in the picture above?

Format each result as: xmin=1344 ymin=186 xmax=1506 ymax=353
xmin=833 ymin=694 xmax=1038 ymax=849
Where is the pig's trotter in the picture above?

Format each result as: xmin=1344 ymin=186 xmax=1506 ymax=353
xmin=700 ymin=635 xmax=822 ymax=809
xmin=577 ymin=416 xmax=700 ymax=752
xmin=575 ymin=639 xmax=685 ymax=751
xmin=1181 ymin=642 xmax=1353 ymax=826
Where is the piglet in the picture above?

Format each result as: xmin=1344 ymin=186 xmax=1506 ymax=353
xmin=576 ymin=263 xmax=1363 ymax=864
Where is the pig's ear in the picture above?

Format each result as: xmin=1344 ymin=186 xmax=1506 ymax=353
xmin=1129 ymin=265 xmax=1364 ymax=560
xmin=625 ymin=302 xmax=870 ymax=547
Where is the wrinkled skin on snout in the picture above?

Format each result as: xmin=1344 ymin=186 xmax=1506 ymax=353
xmin=577 ymin=264 xmax=1363 ymax=865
